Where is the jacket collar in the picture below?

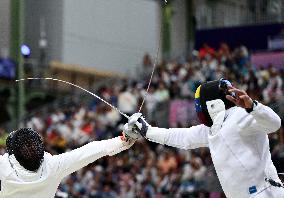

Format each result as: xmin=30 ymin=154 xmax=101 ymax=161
xmin=8 ymin=154 xmax=44 ymax=182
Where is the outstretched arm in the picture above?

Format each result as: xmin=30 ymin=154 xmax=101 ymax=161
xmin=146 ymin=125 xmax=209 ymax=149
xmin=126 ymin=113 xmax=209 ymax=150
xmin=52 ymin=135 xmax=134 ymax=179
xmin=227 ymin=87 xmax=281 ymax=134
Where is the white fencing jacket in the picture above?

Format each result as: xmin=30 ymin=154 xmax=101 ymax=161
xmin=146 ymin=102 xmax=284 ymax=198
xmin=0 ymin=137 xmax=133 ymax=198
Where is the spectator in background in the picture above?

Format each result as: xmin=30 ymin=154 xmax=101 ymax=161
xmin=234 ymin=44 xmax=249 ymax=68
xmin=258 ymin=65 xmax=270 ymax=89
xmin=139 ymin=53 xmax=153 ymax=81
xmin=55 ymin=120 xmax=73 ymax=143
xmin=155 ymin=82 xmax=170 ymax=103
xmin=27 ymin=112 xmax=45 ymax=133
xmin=199 ymin=43 xmax=215 ymax=59
xmin=246 ymin=69 xmax=261 ymax=100
xmin=180 ymin=68 xmax=198 ymax=99
xmin=50 ymin=110 xmax=66 ymax=125
xmin=217 ymin=42 xmax=231 ymax=64
xmin=157 ymin=150 xmax=178 ymax=175
xmin=263 ymin=68 xmax=283 ymax=104
xmin=118 ymin=85 xmax=138 ymax=116
xmin=103 ymin=106 xmax=121 ymax=128
xmin=145 ymin=86 xmax=158 ymax=122
xmin=189 ymin=152 xmax=207 ymax=182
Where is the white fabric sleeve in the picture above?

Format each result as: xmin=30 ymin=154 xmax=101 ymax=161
xmin=146 ymin=125 xmax=210 ymax=150
xmin=240 ymin=102 xmax=281 ymax=134
xmin=52 ymin=137 xmax=133 ymax=178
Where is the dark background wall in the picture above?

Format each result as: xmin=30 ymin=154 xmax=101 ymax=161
xmin=195 ymin=23 xmax=284 ymax=50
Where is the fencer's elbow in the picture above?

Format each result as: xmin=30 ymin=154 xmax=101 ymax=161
xmin=275 ymin=116 xmax=282 ymax=131
xmin=270 ymin=115 xmax=281 ymax=133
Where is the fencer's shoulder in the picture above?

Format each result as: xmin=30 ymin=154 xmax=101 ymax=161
xmin=195 ymin=124 xmax=210 ymax=131
xmin=0 ymin=153 xmax=8 ymax=158
xmin=227 ymin=106 xmax=247 ymax=116
xmin=0 ymin=153 xmax=14 ymax=177
xmin=224 ymin=106 xmax=247 ymax=124
xmin=44 ymin=152 xmax=53 ymax=158
xmin=42 ymin=152 xmax=55 ymax=165
xmin=42 ymin=152 xmax=61 ymax=173
xmin=0 ymin=153 xmax=10 ymax=163
xmin=43 ymin=152 xmax=54 ymax=160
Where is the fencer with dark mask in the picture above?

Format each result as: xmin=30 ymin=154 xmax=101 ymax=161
xmin=126 ymin=78 xmax=284 ymax=198
xmin=6 ymin=129 xmax=45 ymax=172
xmin=0 ymin=127 xmax=137 ymax=198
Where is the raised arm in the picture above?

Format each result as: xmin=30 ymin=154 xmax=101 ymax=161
xmin=227 ymin=87 xmax=281 ymax=134
xmin=52 ymin=136 xmax=134 ymax=179
xmin=244 ymin=102 xmax=281 ymax=134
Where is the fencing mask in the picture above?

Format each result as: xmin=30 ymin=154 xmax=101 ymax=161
xmin=6 ymin=128 xmax=44 ymax=171
xmin=194 ymin=79 xmax=235 ymax=127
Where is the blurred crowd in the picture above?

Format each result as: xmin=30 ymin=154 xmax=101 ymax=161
xmin=0 ymin=43 xmax=283 ymax=198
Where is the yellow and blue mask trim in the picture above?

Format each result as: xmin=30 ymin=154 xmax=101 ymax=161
xmin=194 ymin=85 xmax=202 ymax=112
xmin=194 ymin=84 xmax=210 ymax=126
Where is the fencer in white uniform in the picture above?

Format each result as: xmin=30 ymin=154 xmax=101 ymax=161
xmin=126 ymin=79 xmax=284 ymax=198
xmin=0 ymin=128 xmax=136 ymax=198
